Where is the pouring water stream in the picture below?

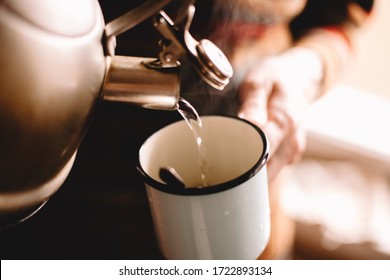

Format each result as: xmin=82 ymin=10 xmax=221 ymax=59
xmin=159 ymin=97 xmax=210 ymax=188
xmin=176 ymin=97 xmax=210 ymax=187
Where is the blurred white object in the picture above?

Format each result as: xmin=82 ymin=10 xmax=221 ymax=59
xmin=282 ymin=159 xmax=390 ymax=259
xmin=281 ymin=85 xmax=390 ymax=259
xmin=304 ymin=85 xmax=390 ymax=175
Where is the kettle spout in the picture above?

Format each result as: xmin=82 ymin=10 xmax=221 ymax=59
xmin=102 ymin=56 xmax=180 ymax=110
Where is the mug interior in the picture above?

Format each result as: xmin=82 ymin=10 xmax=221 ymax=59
xmin=138 ymin=115 xmax=267 ymax=194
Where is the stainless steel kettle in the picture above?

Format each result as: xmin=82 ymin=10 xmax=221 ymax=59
xmin=0 ymin=0 xmax=232 ymax=227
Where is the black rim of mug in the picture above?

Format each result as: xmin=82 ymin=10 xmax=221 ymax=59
xmin=137 ymin=115 xmax=269 ymax=196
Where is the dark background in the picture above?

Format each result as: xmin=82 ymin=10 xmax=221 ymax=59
xmin=0 ymin=1 xmax=186 ymax=260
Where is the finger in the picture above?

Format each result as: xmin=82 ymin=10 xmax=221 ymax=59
xmin=262 ymin=120 xmax=291 ymax=183
xmin=266 ymin=137 xmax=294 ymax=182
xmin=262 ymin=105 xmax=292 ymax=157
xmin=266 ymin=150 xmax=285 ymax=182
xmin=266 ymin=127 xmax=307 ymax=182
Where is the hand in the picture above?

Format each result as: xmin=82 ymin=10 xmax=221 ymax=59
xmin=238 ymin=47 xmax=323 ymax=181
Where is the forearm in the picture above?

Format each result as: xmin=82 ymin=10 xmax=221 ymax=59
xmin=294 ymin=28 xmax=351 ymax=98
xmin=291 ymin=1 xmax=374 ymax=97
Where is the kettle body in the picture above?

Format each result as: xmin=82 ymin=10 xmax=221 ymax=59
xmin=0 ymin=0 xmax=106 ymax=225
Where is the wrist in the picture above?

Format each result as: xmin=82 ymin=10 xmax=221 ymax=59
xmin=294 ymin=27 xmax=352 ymax=98
xmin=280 ymin=47 xmax=325 ymax=102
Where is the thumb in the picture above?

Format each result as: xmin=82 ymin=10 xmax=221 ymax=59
xmin=238 ymin=98 xmax=267 ymax=126
xmin=238 ymin=85 xmax=270 ymax=126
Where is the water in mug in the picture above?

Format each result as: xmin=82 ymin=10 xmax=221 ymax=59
xmin=177 ymin=97 xmax=209 ymax=187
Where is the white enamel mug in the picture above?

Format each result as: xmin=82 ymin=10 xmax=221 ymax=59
xmin=138 ymin=115 xmax=270 ymax=259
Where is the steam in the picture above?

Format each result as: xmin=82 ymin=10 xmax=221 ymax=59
xmin=210 ymin=0 xmax=273 ymax=52
xmin=180 ymin=0 xmax=266 ymax=116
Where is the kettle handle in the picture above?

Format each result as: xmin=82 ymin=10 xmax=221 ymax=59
xmin=105 ymin=0 xmax=172 ymax=38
